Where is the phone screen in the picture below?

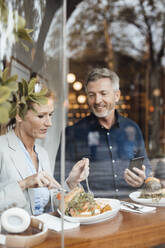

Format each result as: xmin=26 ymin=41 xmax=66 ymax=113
xmin=128 ymin=156 xmax=144 ymax=171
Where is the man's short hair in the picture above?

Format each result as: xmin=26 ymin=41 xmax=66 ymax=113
xmin=85 ymin=67 xmax=120 ymax=91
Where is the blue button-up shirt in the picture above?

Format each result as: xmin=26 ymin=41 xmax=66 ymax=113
xmin=16 ymin=137 xmax=50 ymax=215
xmin=55 ymin=111 xmax=151 ymax=199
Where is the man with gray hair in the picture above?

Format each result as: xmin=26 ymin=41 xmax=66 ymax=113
xmin=55 ymin=67 xmax=151 ymax=198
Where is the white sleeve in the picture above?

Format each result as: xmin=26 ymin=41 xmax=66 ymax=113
xmin=0 ymin=180 xmax=28 ymax=212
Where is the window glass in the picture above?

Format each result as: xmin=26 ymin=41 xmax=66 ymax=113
xmin=62 ymin=0 xmax=165 ymax=200
xmin=0 ymin=0 xmax=66 ymax=247
xmin=1 ymin=0 xmax=165 ymax=247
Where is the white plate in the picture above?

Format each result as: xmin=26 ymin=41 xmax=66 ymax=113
xmin=129 ymin=191 xmax=165 ymax=207
xmin=58 ymin=198 xmax=120 ymax=225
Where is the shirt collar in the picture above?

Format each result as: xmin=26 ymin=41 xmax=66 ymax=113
xmin=90 ymin=110 xmax=121 ymax=130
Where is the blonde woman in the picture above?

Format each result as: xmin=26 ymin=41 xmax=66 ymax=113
xmin=0 ymin=80 xmax=89 ymax=215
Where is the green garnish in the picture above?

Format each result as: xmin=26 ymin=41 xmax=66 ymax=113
xmin=65 ymin=192 xmax=96 ymax=216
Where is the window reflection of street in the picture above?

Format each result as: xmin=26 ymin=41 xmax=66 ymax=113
xmin=88 ymin=131 xmax=100 ymax=161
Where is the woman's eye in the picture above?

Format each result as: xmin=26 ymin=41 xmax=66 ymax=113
xmin=38 ymin=115 xmax=44 ymax=118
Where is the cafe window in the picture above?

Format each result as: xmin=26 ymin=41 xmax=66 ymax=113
xmin=65 ymin=0 xmax=165 ymax=180
xmin=0 ymin=0 xmax=67 ymax=247
xmin=0 ymin=0 xmax=165 ymax=247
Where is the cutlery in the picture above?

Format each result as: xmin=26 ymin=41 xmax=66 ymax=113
xmin=82 ymin=157 xmax=94 ymax=196
xmin=120 ymin=201 xmax=144 ymax=211
xmin=85 ymin=171 xmax=94 ymax=196
xmin=86 ymin=176 xmax=92 ymax=194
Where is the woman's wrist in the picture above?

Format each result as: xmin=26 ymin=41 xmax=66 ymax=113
xmin=66 ymin=177 xmax=78 ymax=190
xmin=18 ymin=180 xmax=26 ymax=191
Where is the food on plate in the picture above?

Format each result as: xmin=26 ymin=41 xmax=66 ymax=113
xmin=59 ymin=187 xmax=112 ymax=217
xmin=140 ymin=177 xmax=165 ymax=199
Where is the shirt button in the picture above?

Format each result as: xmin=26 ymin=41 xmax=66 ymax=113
xmin=114 ymin=174 xmax=117 ymax=178
xmin=112 ymin=160 xmax=115 ymax=163
xmin=107 ymin=132 xmax=110 ymax=135
xmin=116 ymin=189 xmax=119 ymax=192
xmin=109 ymin=146 xmax=112 ymax=150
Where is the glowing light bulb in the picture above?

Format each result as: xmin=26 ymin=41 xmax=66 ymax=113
xmin=77 ymin=95 xmax=86 ymax=104
xmin=67 ymin=73 xmax=76 ymax=83
xmin=73 ymin=81 xmax=83 ymax=91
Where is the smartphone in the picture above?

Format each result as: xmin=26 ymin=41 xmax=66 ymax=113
xmin=128 ymin=156 xmax=144 ymax=171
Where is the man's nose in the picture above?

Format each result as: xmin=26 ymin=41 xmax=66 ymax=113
xmin=95 ymin=94 xmax=102 ymax=103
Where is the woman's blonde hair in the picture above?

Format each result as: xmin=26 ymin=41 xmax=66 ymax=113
xmin=7 ymin=81 xmax=55 ymax=129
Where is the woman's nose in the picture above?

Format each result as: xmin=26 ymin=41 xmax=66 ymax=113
xmin=45 ymin=117 xmax=52 ymax=127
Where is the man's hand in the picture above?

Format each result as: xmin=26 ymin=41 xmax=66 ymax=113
xmin=66 ymin=158 xmax=89 ymax=190
xmin=18 ymin=171 xmax=61 ymax=191
xmin=124 ymin=165 xmax=146 ymax=188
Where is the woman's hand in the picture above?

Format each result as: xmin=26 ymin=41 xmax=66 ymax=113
xmin=18 ymin=171 xmax=61 ymax=191
xmin=124 ymin=165 xmax=146 ymax=188
xmin=66 ymin=158 xmax=89 ymax=190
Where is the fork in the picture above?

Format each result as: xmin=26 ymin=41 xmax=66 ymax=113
xmin=120 ymin=201 xmax=144 ymax=211
xmin=85 ymin=172 xmax=94 ymax=196
xmin=82 ymin=157 xmax=94 ymax=196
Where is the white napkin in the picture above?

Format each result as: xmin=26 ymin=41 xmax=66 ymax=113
xmin=34 ymin=214 xmax=80 ymax=232
xmin=120 ymin=201 xmax=156 ymax=214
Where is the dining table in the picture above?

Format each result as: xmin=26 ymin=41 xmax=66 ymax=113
xmin=32 ymin=205 xmax=165 ymax=248
xmin=1 ymin=202 xmax=165 ymax=248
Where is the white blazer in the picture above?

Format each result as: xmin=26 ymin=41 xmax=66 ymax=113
xmin=0 ymin=130 xmax=53 ymax=215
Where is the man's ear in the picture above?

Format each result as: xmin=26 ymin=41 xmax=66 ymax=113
xmin=15 ymin=114 xmax=22 ymax=123
xmin=115 ymin=90 xmax=121 ymax=103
